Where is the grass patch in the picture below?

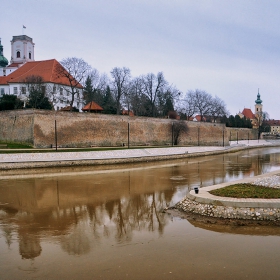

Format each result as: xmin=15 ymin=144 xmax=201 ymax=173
xmin=0 ymin=142 xmax=33 ymax=149
xmin=209 ymin=183 xmax=280 ymax=199
xmin=0 ymin=145 xmax=175 ymax=154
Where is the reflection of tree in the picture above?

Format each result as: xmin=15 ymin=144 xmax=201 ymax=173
xmin=148 ymin=193 xmax=167 ymax=235
xmin=61 ymin=226 xmax=90 ymax=255
xmin=1 ymin=148 xmax=279 ymax=259
xmin=19 ymin=234 xmax=42 ymax=259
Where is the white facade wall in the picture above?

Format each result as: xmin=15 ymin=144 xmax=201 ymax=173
xmin=1 ymin=82 xmax=84 ymax=111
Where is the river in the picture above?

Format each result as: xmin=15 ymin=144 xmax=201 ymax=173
xmin=1 ymin=147 xmax=280 ymax=279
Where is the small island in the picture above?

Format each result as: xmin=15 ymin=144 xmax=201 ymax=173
xmin=174 ymin=171 xmax=280 ymax=225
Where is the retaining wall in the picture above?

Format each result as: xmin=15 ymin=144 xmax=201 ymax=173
xmin=0 ymin=110 xmax=256 ymax=148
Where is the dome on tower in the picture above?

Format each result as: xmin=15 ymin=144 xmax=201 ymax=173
xmin=0 ymin=39 xmax=8 ymax=67
xmin=255 ymin=90 xmax=262 ymax=104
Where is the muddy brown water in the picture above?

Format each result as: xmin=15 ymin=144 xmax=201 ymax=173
xmin=1 ymin=147 xmax=280 ymax=279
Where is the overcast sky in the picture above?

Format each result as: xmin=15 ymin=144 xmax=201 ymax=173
xmin=2 ymin=0 xmax=280 ymax=118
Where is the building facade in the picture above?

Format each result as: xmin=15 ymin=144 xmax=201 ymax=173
xmin=0 ymin=35 xmax=84 ymax=111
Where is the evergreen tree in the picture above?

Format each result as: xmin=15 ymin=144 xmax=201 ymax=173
xmin=0 ymin=94 xmax=23 ymax=110
xmin=26 ymin=89 xmax=53 ymax=110
xmin=102 ymin=86 xmax=117 ymax=114
xmin=83 ymin=75 xmax=94 ymax=103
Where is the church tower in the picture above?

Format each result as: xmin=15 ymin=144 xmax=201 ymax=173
xmin=255 ymin=89 xmax=263 ymax=115
xmin=0 ymin=38 xmax=9 ymax=76
xmin=10 ymin=35 xmax=35 ymax=64
xmin=254 ymin=89 xmax=263 ymax=128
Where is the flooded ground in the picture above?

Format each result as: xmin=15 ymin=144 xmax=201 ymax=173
xmin=1 ymin=147 xmax=280 ymax=279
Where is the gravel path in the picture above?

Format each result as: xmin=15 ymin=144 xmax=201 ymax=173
xmin=253 ymin=174 xmax=280 ymax=188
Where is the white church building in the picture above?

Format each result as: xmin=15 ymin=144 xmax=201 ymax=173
xmin=0 ymin=35 xmax=84 ymax=111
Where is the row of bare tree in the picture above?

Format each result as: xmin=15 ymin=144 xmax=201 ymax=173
xmin=16 ymin=57 xmax=229 ymax=119
xmin=66 ymin=57 xmax=229 ymax=119
xmin=84 ymin=66 xmax=180 ymax=117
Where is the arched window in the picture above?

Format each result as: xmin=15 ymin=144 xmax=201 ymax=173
xmin=16 ymin=51 xmax=20 ymax=58
xmin=29 ymin=52 xmax=31 ymax=59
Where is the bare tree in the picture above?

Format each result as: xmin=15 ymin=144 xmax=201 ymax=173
xmin=191 ymin=89 xmax=213 ymax=121
xmin=128 ymin=77 xmax=144 ymax=116
xmin=57 ymin=57 xmax=92 ymax=110
xmin=172 ymin=121 xmax=188 ymax=145
xmin=142 ymin=72 xmax=167 ymax=117
xmin=110 ymin=67 xmax=131 ymax=115
xmin=209 ymin=96 xmax=229 ymax=122
xmin=20 ymin=75 xmax=53 ymax=109
xmin=176 ymin=91 xmax=196 ymax=120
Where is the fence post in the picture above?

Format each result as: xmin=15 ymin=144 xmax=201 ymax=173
xmin=128 ymin=122 xmax=130 ymax=149
xmin=55 ymin=119 xmax=58 ymax=151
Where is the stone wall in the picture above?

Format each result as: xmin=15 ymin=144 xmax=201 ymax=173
xmin=226 ymin=127 xmax=258 ymax=141
xmin=0 ymin=110 xmax=34 ymax=144
xmin=176 ymin=196 xmax=280 ymax=222
xmin=0 ymin=110 xmax=256 ymax=148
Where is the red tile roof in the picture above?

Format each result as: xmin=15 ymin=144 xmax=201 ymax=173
xmin=266 ymin=119 xmax=280 ymax=126
xmin=7 ymin=62 xmax=23 ymax=68
xmin=122 ymin=109 xmax=134 ymax=116
xmin=0 ymin=59 xmax=83 ymax=88
xmin=82 ymin=101 xmax=103 ymax=111
xmin=191 ymin=115 xmax=206 ymax=121
xmin=242 ymin=108 xmax=255 ymax=119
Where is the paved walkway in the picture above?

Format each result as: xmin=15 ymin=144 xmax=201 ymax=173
xmin=0 ymin=139 xmax=273 ymax=163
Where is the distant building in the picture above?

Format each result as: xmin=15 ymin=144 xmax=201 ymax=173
xmin=190 ymin=115 xmax=206 ymax=122
xmin=266 ymin=120 xmax=280 ymax=135
xmin=0 ymin=35 xmax=83 ymax=111
xmin=122 ymin=109 xmax=134 ymax=116
xmin=82 ymin=101 xmax=103 ymax=113
xmin=238 ymin=90 xmax=263 ymax=128
xmin=0 ymin=59 xmax=83 ymax=110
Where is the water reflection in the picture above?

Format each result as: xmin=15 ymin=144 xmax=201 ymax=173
xmin=1 ymin=147 xmax=280 ymax=261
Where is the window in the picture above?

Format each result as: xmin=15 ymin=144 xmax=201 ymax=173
xmin=57 ymin=106 xmax=60 ymax=110
xmin=41 ymin=86 xmax=46 ymax=94
xmin=16 ymin=51 xmax=20 ymax=58
xmin=13 ymin=87 xmax=18 ymax=95
xmin=29 ymin=52 xmax=31 ymax=59
xmin=0 ymin=88 xmax=4 ymax=96
xmin=53 ymin=86 xmax=56 ymax=93
xmin=21 ymin=87 xmax=26 ymax=94
xmin=60 ymin=88 xmax=63 ymax=95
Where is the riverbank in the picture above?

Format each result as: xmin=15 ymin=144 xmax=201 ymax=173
xmin=0 ymin=139 xmax=277 ymax=170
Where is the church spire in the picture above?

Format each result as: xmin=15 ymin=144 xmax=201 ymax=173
xmin=255 ymin=88 xmax=262 ymax=104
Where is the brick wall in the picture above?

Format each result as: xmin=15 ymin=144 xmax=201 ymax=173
xmin=0 ymin=110 xmax=257 ymax=148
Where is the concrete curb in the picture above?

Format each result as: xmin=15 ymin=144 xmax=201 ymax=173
xmin=0 ymin=140 xmax=277 ymax=170
xmin=176 ymin=170 xmax=280 ymax=221
xmin=187 ymin=170 xmax=280 ymax=208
